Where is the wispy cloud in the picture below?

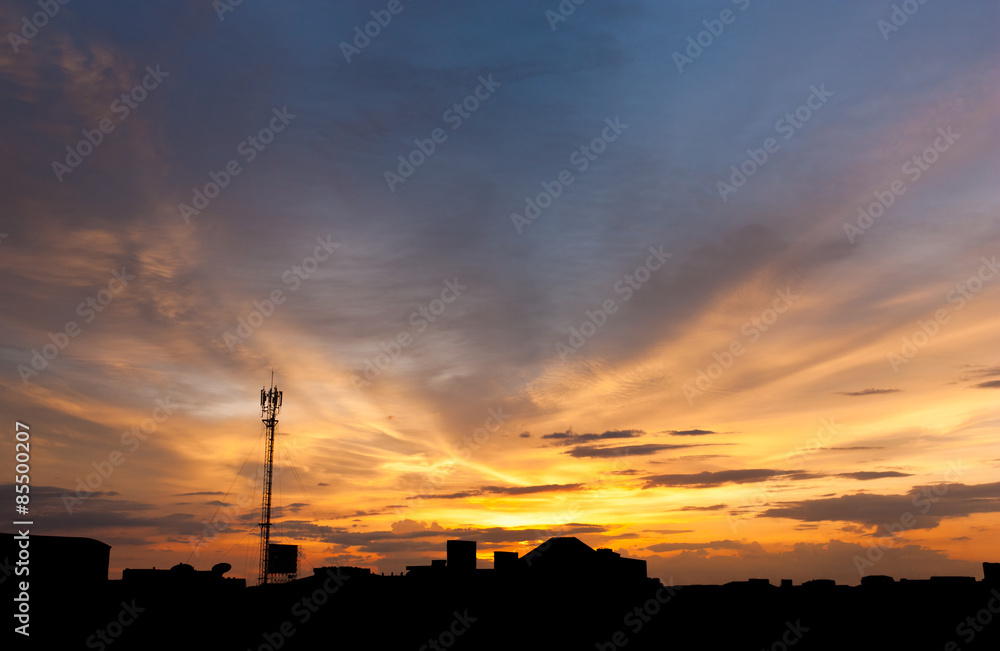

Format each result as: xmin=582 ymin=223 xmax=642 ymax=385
xmin=567 ymin=443 xmax=699 ymax=458
xmin=835 ymin=471 xmax=912 ymax=480
xmin=404 ymin=483 xmax=586 ymax=500
xmin=643 ymin=469 xmax=814 ymax=489
xmin=543 ymin=429 xmax=644 ymax=444
xmin=835 ymin=388 xmax=900 ymax=397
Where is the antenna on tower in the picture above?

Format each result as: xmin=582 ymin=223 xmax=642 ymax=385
xmin=258 ymin=375 xmax=283 ymax=585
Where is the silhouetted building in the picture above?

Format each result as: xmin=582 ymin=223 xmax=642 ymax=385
xmin=2 ymin=533 xmax=111 ymax=646
xmin=2 ymin=532 xmax=110 ymax=588
xmin=121 ymin=561 xmax=246 ymax=594
xmin=522 ymin=537 xmax=647 ymax=584
xmin=447 ymin=539 xmax=477 ymax=574
xmin=404 ymin=562 xmax=435 ymax=577
xmin=860 ymin=574 xmax=894 ymax=587
xmin=494 ymin=550 xmax=519 ymax=573
xmin=929 ymin=575 xmax=977 ymax=585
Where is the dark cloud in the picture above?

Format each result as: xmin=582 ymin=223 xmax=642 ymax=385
xmin=760 ymin=481 xmax=1000 ymax=530
xmin=647 ymin=540 xmax=748 ymax=552
xmin=543 ymin=429 xmax=644 ymax=444
xmin=99 ymin=536 xmax=153 ymax=547
xmin=644 ymin=529 xmax=695 ymax=534
xmin=406 ymin=483 xmax=585 ymax=500
xmin=956 ymin=366 xmax=1000 ymax=389
xmin=963 ymin=365 xmax=1000 ymax=378
xmin=0 ymin=485 xmax=261 ymax=548
xmin=321 ymin=553 xmax=370 ymax=567
xmin=839 ymin=524 xmax=868 ymax=535
xmin=836 ymin=471 xmax=912 ymax=480
xmin=279 ymin=503 xmax=309 ymax=515
xmin=835 ymin=388 xmax=900 ymax=396
xmin=666 ymin=429 xmax=716 ymax=436
xmin=567 ymin=443 xmax=697 ymax=458
xmin=330 ymin=508 xmax=403 ymax=520
xmin=643 ymin=469 xmax=806 ymax=489
xmin=677 ymin=504 xmax=727 ymax=511
xmin=34 ymin=503 xmax=203 ymax=537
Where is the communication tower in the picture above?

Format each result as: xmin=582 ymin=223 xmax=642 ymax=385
xmin=258 ymin=375 xmax=283 ymax=585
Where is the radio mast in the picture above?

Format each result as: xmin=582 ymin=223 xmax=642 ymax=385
xmin=258 ymin=373 xmax=282 ymax=585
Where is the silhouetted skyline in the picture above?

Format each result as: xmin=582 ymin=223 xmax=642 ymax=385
xmin=4 ymin=532 xmax=1000 ymax=649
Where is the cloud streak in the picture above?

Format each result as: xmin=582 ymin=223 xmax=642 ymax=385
xmin=760 ymin=482 xmax=1000 ymax=530
xmin=643 ymin=469 xmax=811 ymax=489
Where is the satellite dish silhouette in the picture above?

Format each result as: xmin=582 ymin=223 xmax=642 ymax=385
xmin=212 ymin=562 xmax=232 ymax=576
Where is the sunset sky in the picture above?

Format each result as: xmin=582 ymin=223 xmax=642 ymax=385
xmin=1 ymin=0 xmax=999 ymax=586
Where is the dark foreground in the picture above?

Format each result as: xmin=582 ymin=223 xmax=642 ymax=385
xmin=6 ymin=533 xmax=1000 ymax=650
